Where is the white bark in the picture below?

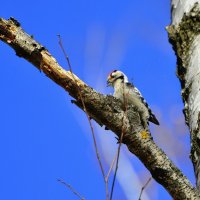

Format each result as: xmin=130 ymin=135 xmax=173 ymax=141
xmin=171 ymin=0 xmax=200 ymax=25
xmin=169 ymin=0 xmax=200 ymax=190
xmin=186 ymin=36 xmax=200 ymax=132
xmin=185 ymin=31 xmax=200 ymax=192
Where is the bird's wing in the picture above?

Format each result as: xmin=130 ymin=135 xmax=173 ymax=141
xmin=126 ymin=83 xmax=159 ymax=125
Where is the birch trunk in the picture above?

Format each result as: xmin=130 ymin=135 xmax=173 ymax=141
xmin=168 ymin=0 xmax=200 ymax=190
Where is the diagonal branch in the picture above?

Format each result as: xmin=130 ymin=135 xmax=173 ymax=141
xmin=58 ymin=179 xmax=85 ymax=200
xmin=0 ymin=17 xmax=199 ymax=199
xmin=138 ymin=177 xmax=152 ymax=200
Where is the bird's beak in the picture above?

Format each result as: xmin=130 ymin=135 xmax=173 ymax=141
xmin=107 ymin=79 xmax=111 ymax=87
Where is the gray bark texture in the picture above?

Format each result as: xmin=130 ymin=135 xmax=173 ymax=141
xmin=0 ymin=17 xmax=200 ymax=199
xmin=168 ymin=2 xmax=200 ymax=191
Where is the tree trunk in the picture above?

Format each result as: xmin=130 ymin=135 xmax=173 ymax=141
xmin=168 ymin=0 xmax=200 ymax=191
xmin=0 ymin=17 xmax=200 ymax=199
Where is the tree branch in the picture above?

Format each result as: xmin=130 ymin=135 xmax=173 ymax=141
xmin=0 ymin=17 xmax=199 ymax=199
xmin=58 ymin=179 xmax=85 ymax=200
xmin=138 ymin=177 xmax=152 ymax=200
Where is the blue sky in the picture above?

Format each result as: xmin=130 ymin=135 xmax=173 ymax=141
xmin=0 ymin=0 xmax=194 ymax=199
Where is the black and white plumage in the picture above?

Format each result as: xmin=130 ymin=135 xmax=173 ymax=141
xmin=107 ymin=70 xmax=159 ymax=128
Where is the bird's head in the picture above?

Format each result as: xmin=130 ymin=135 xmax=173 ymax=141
xmin=107 ymin=70 xmax=128 ymax=87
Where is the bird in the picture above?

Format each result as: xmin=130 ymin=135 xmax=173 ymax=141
xmin=107 ymin=70 xmax=159 ymax=129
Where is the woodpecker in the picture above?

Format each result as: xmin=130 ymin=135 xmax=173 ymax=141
xmin=107 ymin=70 xmax=159 ymax=129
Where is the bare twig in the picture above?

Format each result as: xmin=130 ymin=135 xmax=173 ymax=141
xmin=104 ymin=153 xmax=118 ymax=200
xmin=110 ymin=84 xmax=129 ymax=200
xmin=106 ymin=153 xmax=118 ymax=181
xmin=109 ymin=121 xmax=126 ymax=200
xmin=57 ymin=35 xmax=107 ymax=198
xmin=138 ymin=177 xmax=152 ymax=200
xmin=105 ymin=181 xmax=109 ymax=200
xmin=58 ymin=179 xmax=85 ymax=200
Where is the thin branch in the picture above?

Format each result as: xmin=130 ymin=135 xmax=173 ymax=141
xmin=138 ymin=177 xmax=152 ymax=200
xmin=109 ymin=114 xmax=127 ymax=200
xmin=109 ymin=140 xmax=122 ymax=200
xmin=105 ymin=181 xmax=109 ymax=200
xmin=57 ymin=35 xmax=107 ymax=197
xmin=106 ymin=153 xmax=118 ymax=181
xmin=104 ymin=153 xmax=118 ymax=200
xmin=110 ymin=85 xmax=129 ymax=200
xmin=58 ymin=179 xmax=85 ymax=200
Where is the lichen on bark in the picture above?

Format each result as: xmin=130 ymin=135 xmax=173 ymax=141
xmin=168 ymin=2 xmax=200 ymax=190
xmin=168 ymin=3 xmax=200 ymax=109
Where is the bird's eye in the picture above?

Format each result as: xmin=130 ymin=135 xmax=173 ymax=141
xmin=110 ymin=73 xmax=115 ymax=78
xmin=108 ymin=70 xmax=117 ymax=78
